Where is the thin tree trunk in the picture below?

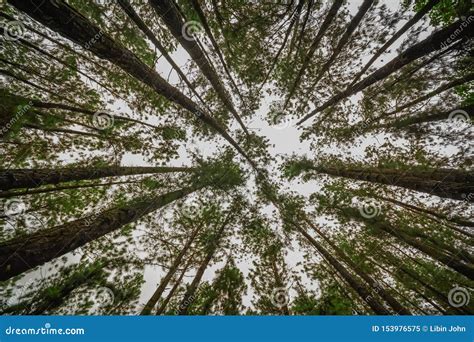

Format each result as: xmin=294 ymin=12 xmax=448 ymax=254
xmin=0 ymin=166 xmax=194 ymax=191
xmin=259 ymin=0 xmax=304 ymax=92
xmin=378 ymin=195 xmax=474 ymax=234
xmin=8 ymin=0 xmax=253 ymax=165
xmin=270 ymin=258 xmax=291 ymax=315
xmin=155 ymin=257 xmax=193 ymax=315
xmin=345 ymin=208 xmax=474 ymax=278
xmin=380 ymin=73 xmax=474 ymax=120
xmin=349 ymin=0 xmax=441 ymax=85
xmin=148 ymin=0 xmax=249 ymax=135
xmin=297 ymin=15 xmax=474 ymax=125
xmin=0 ymin=185 xmax=202 ymax=280
xmin=308 ymin=163 xmax=474 ymax=201
xmin=294 ymin=223 xmax=390 ymax=314
xmin=116 ymin=0 xmax=209 ymax=111
xmin=141 ymin=224 xmax=202 ymax=315
xmin=284 ymin=0 xmax=343 ymax=109
xmin=308 ymin=0 xmax=374 ymax=91
xmin=305 ymin=218 xmax=411 ymax=314
xmin=176 ymin=213 xmax=231 ymax=315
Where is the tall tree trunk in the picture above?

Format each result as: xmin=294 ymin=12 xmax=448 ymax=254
xmin=297 ymin=15 xmax=474 ymax=125
xmin=383 ymin=104 xmax=473 ymax=130
xmin=148 ymin=0 xmax=248 ymax=135
xmin=283 ymin=0 xmax=344 ymax=109
xmin=259 ymin=0 xmax=304 ymax=92
xmin=308 ymin=163 xmax=474 ymax=201
xmin=155 ymin=257 xmax=193 ymax=315
xmin=305 ymin=218 xmax=412 ymax=314
xmin=377 ymin=195 xmax=474 ymax=235
xmin=0 ymin=180 xmax=138 ymax=199
xmin=176 ymin=213 xmax=230 ymax=315
xmin=8 ymin=0 xmax=254 ymax=165
xmin=116 ymin=0 xmax=209 ymax=111
xmin=0 ymin=185 xmax=202 ymax=280
xmin=293 ymin=223 xmax=390 ymax=314
xmin=345 ymin=208 xmax=474 ymax=278
xmin=349 ymin=0 xmax=441 ymax=85
xmin=380 ymin=73 xmax=474 ymax=120
xmin=189 ymin=0 xmax=243 ymax=102
xmin=0 ymin=165 xmax=194 ymax=191
xmin=141 ymin=224 xmax=202 ymax=315
xmin=308 ymin=0 xmax=374 ymax=91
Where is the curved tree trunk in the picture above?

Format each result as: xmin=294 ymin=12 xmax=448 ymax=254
xmin=0 ymin=166 xmax=194 ymax=191
xmin=0 ymin=185 xmax=202 ymax=280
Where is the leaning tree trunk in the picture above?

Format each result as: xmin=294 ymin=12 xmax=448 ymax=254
xmin=148 ymin=0 xmax=249 ymax=135
xmin=141 ymin=224 xmax=202 ymax=315
xmin=284 ymin=0 xmax=344 ymax=109
xmin=176 ymin=214 xmax=230 ymax=315
xmin=0 ymin=165 xmax=194 ymax=191
xmin=297 ymin=15 xmax=474 ymax=125
xmin=308 ymin=0 xmax=374 ymax=91
xmin=349 ymin=0 xmax=441 ymax=85
xmin=293 ymin=223 xmax=390 ymax=314
xmin=155 ymin=257 xmax=193 ymax=315
xmin=346 ymin=208 xmax=474 ymax=279
xmin=0 ymin=185 xmax=202 ymax=281
xmin=8 ymin=0 xmax=254 ymax=165
xmin=305 ymin=218 xmax=412 ymax=314
xmin=309 ymin=164 xmax=474 ymax=201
